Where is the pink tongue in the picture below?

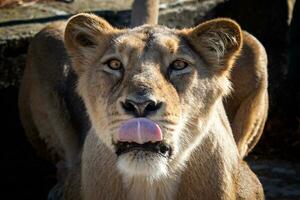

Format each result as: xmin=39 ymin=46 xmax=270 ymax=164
xmin=118 ymin=118 xmax=162 ymax=144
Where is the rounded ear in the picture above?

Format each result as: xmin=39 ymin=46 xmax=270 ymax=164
xmin=64 ymin=13 xmax=114 ymax=74
xmin=183 ymin=18 xmax=243 ymax=73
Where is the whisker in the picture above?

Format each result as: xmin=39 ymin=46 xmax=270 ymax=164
xmin=158 ymin=119 xmax=177 ymax=125
xmin=161 ymin=113 xmax=179 ymax=117
xmin=109 ymin=118 xmax=127 ymax=125
xmin=159 ymin=124 xmax=176 ymax=132
xmin=107 ymin=111 xmax=119 ymax=116
xmin=110 ymin=125 xmax=120 ymax=132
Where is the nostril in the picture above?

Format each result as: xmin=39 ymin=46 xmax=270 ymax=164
xmin=121 ymin=100 xmax=136 ymax=113
xmin=145 ymin=101 xmax=162 ymax=112
xmin=121 ymin=98 xmax=163 ymax=116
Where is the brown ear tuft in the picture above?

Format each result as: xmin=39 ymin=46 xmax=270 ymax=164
xmin=64 ymin=13 xmax=114 ymax=74
xmin=184 ymin=18 xmax=243 ymax=72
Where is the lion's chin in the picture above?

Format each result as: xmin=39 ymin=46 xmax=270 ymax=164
xmin=116 ymin=151 xmax=169 ymax=180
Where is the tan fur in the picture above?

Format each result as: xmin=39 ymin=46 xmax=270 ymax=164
xmin=19 ymin=22 xmax=80 ymax=167
xmin=224 ymin=31 xmax=268 ymax=157
xmin=19 ymin=2 xmax=267 ymax=199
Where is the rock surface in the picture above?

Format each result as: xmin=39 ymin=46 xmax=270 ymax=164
xmin=248 ymin=157 xmax=300 ymax=200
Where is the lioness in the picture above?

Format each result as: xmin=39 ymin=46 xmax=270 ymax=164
xmin=19 ymin=0 xmax=267 ymax=199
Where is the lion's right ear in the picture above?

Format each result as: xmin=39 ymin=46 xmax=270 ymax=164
xmin=182 ymin=18 xmax=243 ymax=74
xmin=65 ymin=13 xmax=114 ymax=74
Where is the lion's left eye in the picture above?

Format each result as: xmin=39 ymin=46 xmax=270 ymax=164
xmin=169 ymin=60 xmax=189 ymax=70
xmin=106 ymin=59 xmax=123 ymax=70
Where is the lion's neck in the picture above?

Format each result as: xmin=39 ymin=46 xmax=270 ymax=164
xmin=122 ymin=102 xmax=240 ymax=200
xmin=176 ymin=102 xmax=240 ymax=199
xmin=122 ymin=175 xmax=178 ymax=200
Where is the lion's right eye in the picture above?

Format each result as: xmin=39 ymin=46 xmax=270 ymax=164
xmin=169 ymin=60 xmax=189 ymax=71
xmin=102 ymin=58 xmax=124 ymax=78
xmin=105 ymin=59 xmax=123 ymax=70
xmin=168 ymin=59 xmax=192 ymax=79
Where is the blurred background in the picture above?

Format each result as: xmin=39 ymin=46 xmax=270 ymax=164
xmin=0 ymin=0 xmax=299 ymax=199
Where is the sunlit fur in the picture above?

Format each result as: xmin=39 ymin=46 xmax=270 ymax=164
xmin=62 ymin=13 xmax=264 ymax=199
xmin=65 ymin=16 xmax=236 ymax=178
xmin=117 ymin=151 xmax=169 ymax=179
xmin=18 ymin=8 xmax=267 ymax=198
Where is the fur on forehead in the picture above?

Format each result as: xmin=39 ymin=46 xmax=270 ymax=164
xmin=112 ymin=25 xmax=180 ymax=55
xmin=129 ymin=24 xmax=176 ymax=38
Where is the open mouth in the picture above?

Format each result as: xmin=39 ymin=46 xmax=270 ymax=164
xmin=115 ymin=141 xmax=172 ymax=158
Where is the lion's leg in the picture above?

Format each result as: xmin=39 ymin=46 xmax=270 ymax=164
xmin=225 ymin=32 xmax=268 ymax=158
xmin=29 ymin=81 xmax=79 ymax=166
xmin=19 ymin=22 xmax=80 ymax=168
xmin=244 ymin=92 xmax=268 ymax=154
xmin=236 ymin=161 xmax=265 ymax=199
xmin=19 ymin=57 xmax=52 ymax=160
xmin=47 ymin=163 xmax=81 ymax=200
xmin=231 ymin=87 xmax=268 ymax=157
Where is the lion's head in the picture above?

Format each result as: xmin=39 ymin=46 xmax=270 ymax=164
xmin=65 ymin=13 xmax=242 ymax=180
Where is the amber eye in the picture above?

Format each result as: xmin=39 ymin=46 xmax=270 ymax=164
xmin=106 ymin=59 xmax=123 ymax=70
xmin=170 ymin=60 xmax=189 ymax=70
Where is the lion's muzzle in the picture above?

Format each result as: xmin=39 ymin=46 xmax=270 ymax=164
xmin=121 ymin=93 xmax=162 ymax=117
xmin=115 ymin=141 xmax=171 ymax=158
xmin=117 ymin=118 xmax=162 ymax=144
xmin=115 ymin=118 xmax=172 ymax=158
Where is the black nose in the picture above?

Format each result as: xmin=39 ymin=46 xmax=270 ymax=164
xmin=121 ymin=96 xmax=162 ymax=117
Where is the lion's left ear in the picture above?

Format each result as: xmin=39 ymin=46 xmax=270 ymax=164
xmin=183 ymin=18 xmax=243 ymax=72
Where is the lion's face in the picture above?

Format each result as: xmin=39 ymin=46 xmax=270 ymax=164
xmin=65 ymin=14 xmax=242 ymax=179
